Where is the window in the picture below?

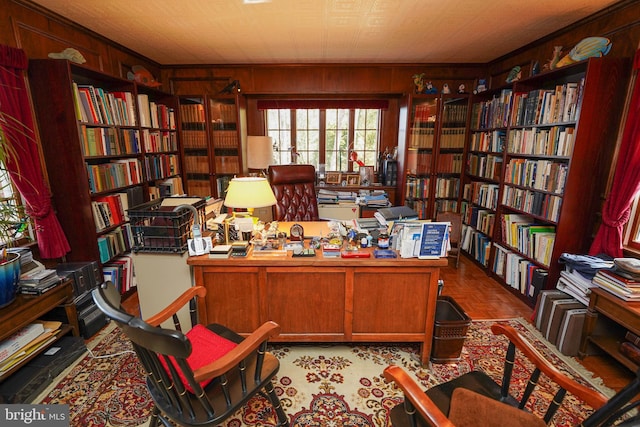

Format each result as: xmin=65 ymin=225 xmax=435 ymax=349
xmin=265 ymin=105 xmax=381 ymax=173
xmin=0 ymin=132 xmax=31 ymax=246
xmin=624 ymin=191 xmax=640 ymax=252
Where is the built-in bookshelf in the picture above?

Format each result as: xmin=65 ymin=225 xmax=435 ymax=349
xmin=28 ymin=59 xmax=184 ymax=266
xmin=461 ymin=57 xmax=628 ymax=305
xmin=400 ymin=94 xmax=470 ymax=219
xmin=178 ymin=94 xmax=246 ymax=198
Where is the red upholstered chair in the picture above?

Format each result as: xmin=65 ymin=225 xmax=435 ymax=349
xmin=268 ymin=164 xmax=320 ymax=221
xmin=92 ymin=282 xmax=289 ymax=427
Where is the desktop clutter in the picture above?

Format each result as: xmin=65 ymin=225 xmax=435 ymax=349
xmin=205 ymin=206 xmax=451 ymax=260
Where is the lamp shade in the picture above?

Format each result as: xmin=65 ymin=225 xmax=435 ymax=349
xmin=246 ymin=136 xmax=274 ymax=170
xmin=224 ymin=177 xmax=276 ymax=209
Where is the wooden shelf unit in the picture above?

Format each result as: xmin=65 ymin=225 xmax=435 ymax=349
xmin=178 ymin=94 xmax=247 ymax=198
xmin=398 ymin=94 xmax=470 ymax=219
xmin=28 ymin=59 xmax=183 ymax=265
xmin=580 ymin=287 xmax=640 ymax=372
xmin=0 ymin=280 xmax=78 ymax=382
xmin=459 ymin=57 xmax=628 ymax=305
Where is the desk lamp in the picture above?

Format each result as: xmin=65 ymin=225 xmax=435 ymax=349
xmin=246 ymin=136 xmax=274 ymax=176
xmin=223 ymin=177 xmax=277 ymax=242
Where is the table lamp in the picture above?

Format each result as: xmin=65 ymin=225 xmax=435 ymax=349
xmin=223 ymin=177 xmax=276 ymax=243
xmin=246 ymin=136 xmax=274 ymax=176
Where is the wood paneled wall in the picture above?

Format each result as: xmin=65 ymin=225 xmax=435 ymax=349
xmin=2 ymin=0 xmax=640 ymax=192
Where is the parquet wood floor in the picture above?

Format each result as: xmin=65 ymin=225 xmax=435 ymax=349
xmin=122 ymin=254 xmax=634 ymax=392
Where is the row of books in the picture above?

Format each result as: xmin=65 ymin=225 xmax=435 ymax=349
xmin=503 ymin=158 xmax=568 ymax=195
xmin=469 ymin=130 xmax=506 ymax=153
xmin=214 ymin=155 xmax=240 ymax=174
xmin=435 ymin=153 xmax=464 ymax=174
xmin=437 ymin=128 xmax=467 ymax=149
xmin=441 ymin=103 xmax=468 ymax=128
xmin=405 ymin=176 xmax=430 ymax=199
xmin=211 ymin=131 xmax=239 ymax=149
xmin=144 ymin=154 xmax=180 ymax=181
xmin=86 ymin=159 xmax=143 ymax=193
xmin=467 ymin=153 xmax=502 ymax=181
xmin=179 ymin=103 xmax=206 ymax=123
xmin=470 ymin=88 xmax=513 ymax=129
xmin=92 ymin=193 xmax=127 ymax=232
xmin=620 ymin=331 xmax=640 ymax=366
xmin=80 ymin=126 xmax=141 ymax=157
xmin=463 ymin=206 xmax=495 ymax=237
xmin=510 ymin=81 xmax=585 ymax=126
xmin=137 ymin=94 xmax=176 ymax=130
xmin=183 ymin=154 xmax=210 ymax=174
xmin=461 ymin=224 xmax=491 ymax=267
xmin=73 ymin=83 xmax=137 ymax=126
xmin=463 ymin=182 xmax=499 ymax=210
xmin=408 ymin=128 xmax=435 ymax=149
xmin=103 ymin=255 xmax=137 ymax=295
xmin=492 ymin=242 xmax=548 ymax=299
xmin=412 ymin=103 xmax=437 ymax=123
xmin=97 ymin=224 xmax=134 ymax=264
xmin=433 ymin=177 xmax=459 ymax=198
xmin=181 ymin=130 xmax=208 ymax=148
xmin=435 ymin=200 xmax=458 ymax=213
xmin=406 ymin=152 xmax=432 ymax=175
xmin=501 ymin=213 xmax=556 ymax=267
xmin=507 ymin=126 xmax=575 ymax=157
xmin=142 ymin=129 xmax=178 ymax=153
xmin=501 ymin=186 xmax=563 ymax=222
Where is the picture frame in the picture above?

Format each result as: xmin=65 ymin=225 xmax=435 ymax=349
xmin=346 ymin=173 xmax=360 ymax=186
xmin=359 ymin=166 xmax=374 ymax=186
xmin=326 ymin=172 xmax=342 ymax=185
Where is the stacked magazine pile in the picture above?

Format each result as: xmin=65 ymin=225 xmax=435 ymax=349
xmin=0 ymin=321 xmax=62 ymax=375
xmin=19 ymin=268 xmax=62 ymax=295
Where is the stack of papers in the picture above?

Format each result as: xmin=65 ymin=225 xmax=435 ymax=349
xmin=0 ymin=321 xmax=62 ymax=374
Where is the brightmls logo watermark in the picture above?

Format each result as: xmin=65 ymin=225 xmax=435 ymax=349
xmin=0 ymin=404 xmax=69 ymax=426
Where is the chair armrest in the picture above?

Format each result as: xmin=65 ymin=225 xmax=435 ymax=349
xmin=193 ymin=321 xmax=281 ymax=382
xmin=145 ymin=286 xmax=207 ymax=327
xmin=383 ymin=365 xmax=455 ymax=427
xmin=491 ymin=324 xmax=608 ymax=410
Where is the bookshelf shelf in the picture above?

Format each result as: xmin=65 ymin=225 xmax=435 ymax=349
xmin=28 ymin=59 xmax=184 ymax=266
xmin=461 ymin=57 xmax=629 ymax=306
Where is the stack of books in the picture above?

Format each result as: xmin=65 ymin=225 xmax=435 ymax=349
xmin=18 ymin=268 xmax=62 ymax=295
xmin=619 ymin=331 xmax=640 ymax=366
xmin=591 ymin=269 xmax=640 ymax=301
xmin=322 ymin=243 xmax=341 ymax=258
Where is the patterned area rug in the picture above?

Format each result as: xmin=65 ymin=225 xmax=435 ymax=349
xmin=37 ymin=318 xmax=612 ymax=427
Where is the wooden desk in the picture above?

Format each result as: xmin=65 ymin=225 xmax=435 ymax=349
xmin=579 ymin=287 xmax=640 ymax=372
xmin=188 ymin=243 xmax=446 ymax=365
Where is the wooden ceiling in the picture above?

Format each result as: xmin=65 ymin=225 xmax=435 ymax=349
xmin=30 ymin=0 xmax=620 ymax=65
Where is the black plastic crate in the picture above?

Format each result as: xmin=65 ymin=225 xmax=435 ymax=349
xmin=128 ymin=197 xmax=206 ymax=253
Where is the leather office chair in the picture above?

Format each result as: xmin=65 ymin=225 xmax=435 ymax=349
xmin=384 ymin=323 xmax=640 ymax=427
xmin=92 ymin=282 xmax=289 ymax=427
xmin=436 ymin=211 xmax=462 ymax=268
xmin=268 ymin=164 xmax=320 ymax=221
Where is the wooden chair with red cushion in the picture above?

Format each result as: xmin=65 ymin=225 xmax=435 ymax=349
xmin=384 ymin=323 xmax=640 ymax=427
xmin=92 ymin=282 xmax=289 ymax=427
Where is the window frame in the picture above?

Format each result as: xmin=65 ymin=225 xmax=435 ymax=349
xmin=265 ymin=106 xmax=382 ymax=173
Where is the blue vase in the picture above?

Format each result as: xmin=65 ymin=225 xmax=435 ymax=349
xmin=0 ymin=252 xmax=21 ymax=308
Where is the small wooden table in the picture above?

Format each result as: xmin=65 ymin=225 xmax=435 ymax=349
xmin=579 ymin=287 xmax=640 ymax=372
xmin=188 ymin=234 xmax=446 ymax=365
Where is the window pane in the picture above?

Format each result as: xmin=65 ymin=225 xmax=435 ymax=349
xmin=266 ymin=109 xmax=291 ymax=165
xmin=353 ymin=108 xmax=380 ymax=172
xmin=295 ymin=109 xmax=320 ymax=167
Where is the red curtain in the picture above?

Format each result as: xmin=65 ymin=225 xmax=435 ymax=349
xmin=589 ymin=49 xmax=640 ymax=257
xmin=0 ymin=45 xmax=70 ymax=258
